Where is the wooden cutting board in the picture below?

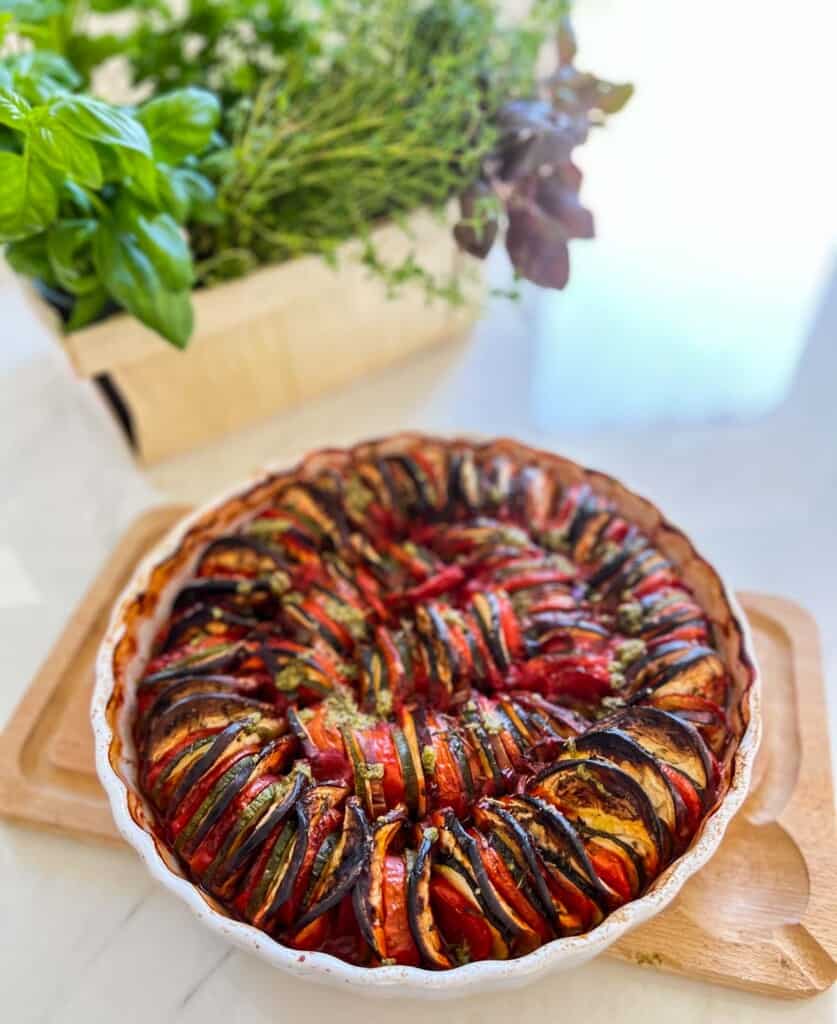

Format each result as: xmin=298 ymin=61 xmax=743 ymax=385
xmin=0 ymin=506 xmax=834 ymax=998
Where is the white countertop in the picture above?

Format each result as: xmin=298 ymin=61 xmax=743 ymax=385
xmin=2 ymin=0 xmax=836 ymax=1017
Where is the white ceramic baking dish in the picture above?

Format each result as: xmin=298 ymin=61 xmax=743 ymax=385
xmin=92 ymin=435 xmax=761 ymax=998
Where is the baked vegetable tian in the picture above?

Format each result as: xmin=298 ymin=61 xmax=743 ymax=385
xmin=130 ymin=437 xmax=749 ymax=968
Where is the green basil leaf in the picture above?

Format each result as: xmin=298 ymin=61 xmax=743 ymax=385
xmin=115 ymin=145 xmax=158 ymax=203
xmin=93 ymin=220 xmax=193 ymax=348
xmin=155 ymin=164 xmax=190 ymax=220
xmin=10 ymin=51 xmax=82 ymax=91
xmin=137 ymin=214 xmax=192 ymax=290
xmin=4 ymin=230 xmax=54 ymax=283
xmin=50 ymin=94 xmax=151 ymax=155
xmin=0 ymin=150 xmax=57 ymax=241
xmin=138 ymin=87 xmax=220 ymax=163
xmin=67 ymin=286 xmax=108 ymax=331
xmin=117 ymin=203 xmax=192 ymax=291
xmin=12 ymin=73 xmax=66 ymax=105
xmin=47 ymin=218 xmax=100 ymax=294
xmin=30 ymin=118 xmax=102 ymax=188
xmin=0 ymin=88 xmax=30 ymax=131
xmin=60 ymin=178 xmax=94 ymax=214
xmin=177 ymin=167 xmax=218 ymax=223
xmin=156 ymin=164 xmax=218 ymax=223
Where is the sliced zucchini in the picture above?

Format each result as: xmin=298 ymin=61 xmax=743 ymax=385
xmin=219 ymin=770 xmax=308 ymax=883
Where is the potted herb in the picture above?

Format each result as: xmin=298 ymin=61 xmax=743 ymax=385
xmin=1 ymin=0 xmax=631 ymax=462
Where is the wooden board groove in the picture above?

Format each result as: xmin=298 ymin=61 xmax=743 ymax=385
xmin=0 ymin=506 xmax=834 ymax=998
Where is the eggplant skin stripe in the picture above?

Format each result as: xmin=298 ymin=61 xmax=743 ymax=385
xmin=133 ymin=439 xmax=736 ymax=968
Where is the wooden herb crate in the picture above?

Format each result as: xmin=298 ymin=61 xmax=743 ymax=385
xmin=23 ymin=211 xmax=480 ymax=464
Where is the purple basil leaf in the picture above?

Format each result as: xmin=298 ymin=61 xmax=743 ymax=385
xmin=535 ymin=162 xmax=594 ymax=240
xmin=505 ymin=203 xmax=570 ymax=290
xmin=497 ymin=100 xmax=588 ymax=181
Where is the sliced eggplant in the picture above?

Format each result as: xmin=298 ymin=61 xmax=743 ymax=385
xmin=408 ymin=827 xmax=453 ymax=968
xmin=294 ymin=798 xmax=372 ymax=929
xmin=202 ymin=779 xmax=283 ymax=891
xmin=390 ymin=453 xmax=438 ymax=514
xmin=164 ymin=719 xmax=259 ymax=814
xmin=611 ymin=705 xmax=717 ymax=806
xmin=398 ymin=708 xmax=427 ymax=818
xmin=436 ymin=809 xmax=537 ymax=952
xmin=264 ymin=783 xmax=347 ymax=927
xmin=473 ymin=798 xmax=558 ymax=931
xmin=147 ymin=696 xmax=279 ymax=790
xmin=564 ymin=729 xmax=685 ymax=857
xmin=218 ymin=770 xmax=308 ymax=883
xmin=246 ymin=820 xmax=302 ymax=927
xmin=174 ymin=751 xmax=260 ymax=855
xmin=353 ymin=808 xmax=406 ymax=959
xmin=173 ymin=577 xmax=280 ymax=620
xmin=446 ymin=449 xmax=481 ymax=513
xmin=501 ymin=794 xmax=612 ymax=911
xmin=470 ymin=591 xmax=511 ymax=672
xmin=140 ymin=642 xmax=246 ymax=686
xmin=529 ymin=758 xmax=665 ymax=885
xmin=148 ymin=734 xmax=217 ymax=808
xmin=460 ymin=702 xmax=505 ymax=795
xmin=163 ymin=606 xmax=263 ymax=651
xmin=197 ymin=535 xmax=290 ymax=580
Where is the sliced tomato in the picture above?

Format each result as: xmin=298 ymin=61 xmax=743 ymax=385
xmin=395 ymin=565 xmax=465 ymax=604
xmin=647 ymin=624 xmax=708 ymax=646
xmin=587 ymin=845 xmax=633 ymax=904
xmin=319 ymin=892 xmax=370 ymax=965
xmin=659 ymin=762 xmax=702 ymax=835
xmin=633 ymin=570 xmax=679 ymax=598
xmin=359 ymin=723 xmax=405 ymax=809
xmin=517 ymin=654 xmax=612 ymax=701
xmin=541 ymin=864 xmax=601 ymax=932
xmin=494 ymin=590 xmax=523 ymax=660
xmin=375 ymin=626 xmax=409 ymax=710
xmin=188 ymin=775 xmax=275 ymax=875
xmin=474 ymin=835 xmax=552 ymax=942
xmin=286 ymin=911 xmax=331 ymax=951
xmin=429 ymin=873 xmax=494 ymax=963
xmin=168 ymin=745 xmax=256 ymax=836
xmin=428 ymin=726 xmax=470 ymax=818
xmin=383 ymin=855 xmax=421 ymax=965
